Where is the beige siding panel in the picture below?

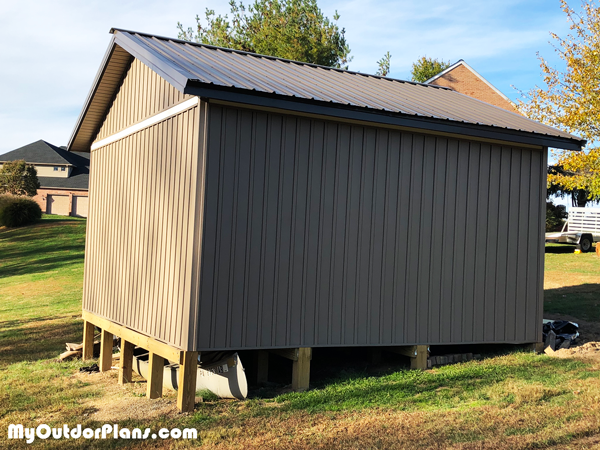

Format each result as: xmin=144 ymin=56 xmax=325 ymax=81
xmin=95 ymin=58 xmax=193 ymax=142
xmin=47 ymin=195 xmax=70 ymax=216
xmin=72 ymin=196 xmax=89 ymax=218
xmin=82 ymin=104 xmax=201 ymax=350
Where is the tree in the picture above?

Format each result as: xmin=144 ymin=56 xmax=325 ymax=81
xmin=375 ymin=51 xmax=391 ymax=77
xmin=0 ymin=160 xmax=40 ymax=197
xmin=546 ymin=200 xmax=568 ymax=231
xmin=518 ymin=1 xmax=600 ymax=202
xmin=410 ymin=57 xmax=450 ymax=83
xmin=547 ymin=149 xmax=600 ymax=207
xmin=177 ymin=0 xmax=351 ymax=69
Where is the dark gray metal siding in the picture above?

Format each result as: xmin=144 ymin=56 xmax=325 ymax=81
xmin=196 ymin=104 xmax=546 ymax=350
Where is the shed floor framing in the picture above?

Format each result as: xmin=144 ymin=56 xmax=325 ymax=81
xmin=82 ymin=310 xmax=197 ymax=412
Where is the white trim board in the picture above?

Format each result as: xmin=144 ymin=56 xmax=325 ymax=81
xmin=91 ymin=97 xmax=199 ymax=151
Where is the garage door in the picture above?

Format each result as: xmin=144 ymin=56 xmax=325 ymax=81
xmin=72 ymin=196 xmax=89 ymax=218
xmin=47 ymin=195 xmax=70 ymax=216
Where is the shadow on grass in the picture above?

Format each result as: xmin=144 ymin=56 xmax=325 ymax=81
xmin=0 ymin=316 xmax=82 ymax=367
xmin=271 ymin=353 xmax=586 ymax=413
xmin=544 ymin=284 xmax=600 ymax=321
xmin=0 ymin=221 xmax=85 ymax=278
xmin=0 ymin=252 xmax=85 ymax=278
xmin=545 ymin=244 xmax=578 ymax=254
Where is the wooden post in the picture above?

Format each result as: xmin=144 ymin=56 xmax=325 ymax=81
xmin=119 ymin=340 xmax=134 ymax=385
xmin=177 ymin=351 xmax=199 ymax=412
xmin=292 ymin=347 xmax=311 ymax=391
xmin=99 ymin=329 xmax=113 ymax=372
xmin=82 ymin=321 xmax=95 ymax=361
xmin=411 ymin=345 xmax=428 ymax=370
xmin=146 ymin=353 xmax=164 ymax=399
xmin=526 ymin=342 xmax=545 ymax=354
xmin=256 ymin=351 xmax=269 ymax=384
xmin=387 ymin=345 xmax=429 ymax=370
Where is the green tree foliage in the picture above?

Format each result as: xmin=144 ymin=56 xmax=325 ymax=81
xmin=0 ymin=160 xmax=40 ymax=197
xmin=410 ymin=57 xmax=451 ymax=83
xmin=546 ymin=201 xmax=568 ymax=232
xmin=177 ymin=0 xmax=351 ymax=68
xmin=375 ymin=51 xmax=391 ymax=77
xmin=519 ymin=1 xmax=600 ymax=202
xmin=547 ymin=157 xmax=600 ymax=207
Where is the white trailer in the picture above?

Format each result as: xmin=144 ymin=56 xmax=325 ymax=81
xmin=545 ymin=207 xmax=600 ymax=252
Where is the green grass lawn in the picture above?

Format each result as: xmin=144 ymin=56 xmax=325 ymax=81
xmin=544 ymin=244 xmax=600 ymax=321
xmin=1 ymin=219 xmax=600 ymax=449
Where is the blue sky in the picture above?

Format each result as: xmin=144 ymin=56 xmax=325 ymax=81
xmin=0 ymin=0 xmax=571 ymax=155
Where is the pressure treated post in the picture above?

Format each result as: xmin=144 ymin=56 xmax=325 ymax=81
xmin=82 ymin=321 xmax=95 ymax=361
xmin=292 ymin=347 xmax=311 ymax=391
xmin=411 ymin=345 xmax=428 ymax=370
xmin=177 ymin=351 xmax=199 ymax=412
xmin=388 ymin=345 xmax=429 ymax=370
xmin=256 ymin=351 xmax=269 ymax=384
xmin=147 ymin=353 xmax=165 ymax=399
xmin=99 ymin=329 xmax=113 ymax=372
xmin=118 ymin=340 xmax=134 ymax=385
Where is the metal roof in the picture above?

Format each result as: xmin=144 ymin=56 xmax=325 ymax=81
xmin=68 ymin=29 xmax=585 ymax=152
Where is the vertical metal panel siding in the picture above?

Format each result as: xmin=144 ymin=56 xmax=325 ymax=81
xmin=83 ymin=104 xmax=200 ymax=349
xmin=197 ymin=105 xmax=545 ymax=350
xmin=95 ymin=59 xmax=192 ymax=142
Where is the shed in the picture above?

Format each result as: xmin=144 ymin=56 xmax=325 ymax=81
xmin=69 ymin=29 xmax=584 ymax=411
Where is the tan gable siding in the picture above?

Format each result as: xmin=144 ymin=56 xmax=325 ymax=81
xmin=95 ymin=58 xmax=193 ymax=142
xmin=84 ymin=104 xmax=202 ymax=350
xmin=429 ymin=65 xmax=519 ymax=113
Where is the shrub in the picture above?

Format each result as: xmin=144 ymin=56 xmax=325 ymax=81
xmin=0 ymin=195 xmax=42 ymax=227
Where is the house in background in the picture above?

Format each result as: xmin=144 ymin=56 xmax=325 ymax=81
xmin=0 ymin=140 xmax=89 ymax=217
xmin=425 ymin=60 xmax=519 ymax=113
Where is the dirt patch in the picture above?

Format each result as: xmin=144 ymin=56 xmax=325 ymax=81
xmin=73 ymin=369 xmax=180 ymax=422
xmin=548 ymin=342 xmax=600 ymax=363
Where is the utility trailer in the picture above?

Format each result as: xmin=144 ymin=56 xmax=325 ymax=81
xmin=545 ymin=207 xmax=600 ymax=252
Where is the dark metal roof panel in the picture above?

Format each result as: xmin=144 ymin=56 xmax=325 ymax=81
xmin=68 ymin=28 xmax=583 ymax=151
xmin=109 ymin=30 xmax=581 ymax=146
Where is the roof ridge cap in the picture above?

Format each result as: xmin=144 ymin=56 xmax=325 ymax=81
xmin=110 ymin=27 xmax=452 ymax=90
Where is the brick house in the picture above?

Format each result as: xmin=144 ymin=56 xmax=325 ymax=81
xmin=425 ymin=60 xmax=519 ymax=113
xmin=0 ymin=140 xmax=89 ymax=217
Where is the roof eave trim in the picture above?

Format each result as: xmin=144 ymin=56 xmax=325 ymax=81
xmin=67 ymin=35 xmax=118 ymax=151
xmin=185 ymin=83 xmax=584 ymax=151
